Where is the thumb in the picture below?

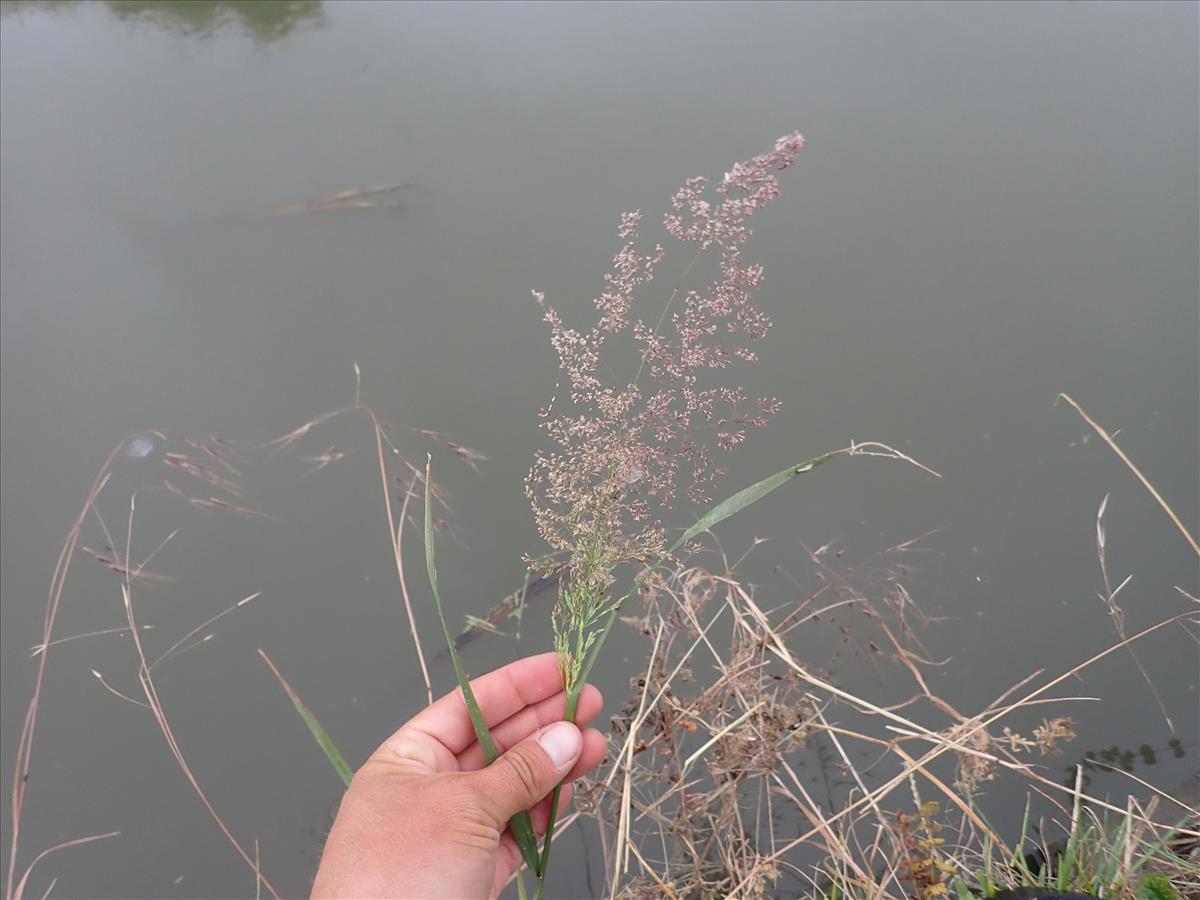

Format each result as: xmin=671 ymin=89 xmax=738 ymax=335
xmin=471 ymin=721 xmax=582 ymax=826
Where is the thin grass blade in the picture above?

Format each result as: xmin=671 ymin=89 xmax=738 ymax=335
xmin=258 ymin=649 xmax=354 ymax=787
xmin=423 ymin=457 xmax=542 ymax=874
xmin=575 ymin=448 xmax=845 ymax=691
xmin=671 ymin=448 xmax=843 ymax=552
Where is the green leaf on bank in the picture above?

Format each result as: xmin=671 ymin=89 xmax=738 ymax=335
xmin=1137 ymin=872 xmax=1181 ymax=900
xmin=424 ymin=456 xmax=542 ymax=875
xmin=258 ymin=649 xmax=354 ymax=788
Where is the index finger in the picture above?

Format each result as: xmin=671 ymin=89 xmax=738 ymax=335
xmin=397 ymin=652 xmax=566 ymax=756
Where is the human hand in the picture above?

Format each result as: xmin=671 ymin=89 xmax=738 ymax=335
xmin=311 ymin=653 xmax=606 ymax=899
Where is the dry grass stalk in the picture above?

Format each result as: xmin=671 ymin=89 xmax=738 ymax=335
xmin=104 ymin=494 xmax=282 ymax=899
xmin=1094 ymin=493 xmax=1174 ymax=733
xmin=7 ymin=440 xmax=121 ymax=900
xmin=1058 ymin=393 xmax=1200 ymax=558
xmin=5 ymin=381 xmax=485 ymax=897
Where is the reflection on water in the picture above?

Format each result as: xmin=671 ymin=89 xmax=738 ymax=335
xmin=1 ymin=0 xmax=325 ymax=43
xmin=106 ymin=0 xmax=324 ymax=42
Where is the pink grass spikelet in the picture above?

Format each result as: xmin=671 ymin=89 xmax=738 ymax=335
xmin=526 ymin=132 xmax=804 ymax=686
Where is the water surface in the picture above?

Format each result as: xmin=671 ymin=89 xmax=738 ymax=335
xmin=2 ymin=2 xmax=1197 ymax=896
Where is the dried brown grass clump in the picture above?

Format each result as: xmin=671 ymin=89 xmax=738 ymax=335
xmin=576 ymin=541 xmax=1197 ymax=899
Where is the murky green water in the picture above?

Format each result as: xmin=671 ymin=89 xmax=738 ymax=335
xmin=2 ymin=2 xmax=1196 ymax=897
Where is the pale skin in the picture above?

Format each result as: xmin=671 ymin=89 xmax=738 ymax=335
xmin=312 ymin=653 xmax=607 ymax=899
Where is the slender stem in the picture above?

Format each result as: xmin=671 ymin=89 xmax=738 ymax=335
xmin=1059 ymin=393 xmax=1200 ymax=557
xmin=373 ymin=418 xmax=433 ymax=706
xmin=535 ymin=685 xmax=583 ymax=885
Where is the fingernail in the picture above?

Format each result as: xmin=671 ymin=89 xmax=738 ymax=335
xmin=537 ymin=722 xmax=582 ymax=773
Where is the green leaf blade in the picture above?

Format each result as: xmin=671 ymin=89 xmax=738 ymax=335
xmin=423 ymin=457 xmax=542 ymax=874
xmin=259 ymin=649 xmax=354 ymax=788
xmin=671 ymin=448 xmax=842 ymax=552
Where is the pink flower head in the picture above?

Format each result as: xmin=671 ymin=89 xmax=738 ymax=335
xmin=528 ymin=133 xmax=803 ymax=565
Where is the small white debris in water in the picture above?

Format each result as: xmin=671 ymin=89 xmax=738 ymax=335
xmin=975 ymin=576 xmax=982 ymax=582
xmin=174 ymin=876 xmax=184 ymax=885
xmin=125 ymin=436 xmax=155 ymax=459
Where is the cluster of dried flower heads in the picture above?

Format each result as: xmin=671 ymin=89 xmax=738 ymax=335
xmin=525 ymin=132 xmax=804 ymax=688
